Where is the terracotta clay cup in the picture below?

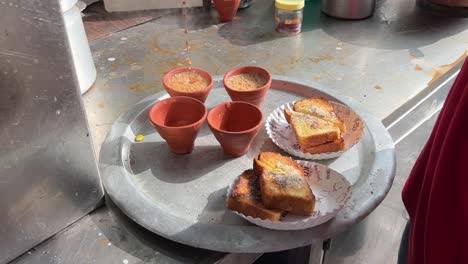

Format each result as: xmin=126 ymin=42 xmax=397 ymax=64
xmin=149 ymin=96 xmax=207 ymax=154
xmin=213 ymin=0 xmax=241 ymax=22
xmin=223 ymin=66 xmax=272 ymax=107
xmin=207 ymin=101 xmax=263 ymax=157
xmin=162 ymin=67 xmax=214 ymax=103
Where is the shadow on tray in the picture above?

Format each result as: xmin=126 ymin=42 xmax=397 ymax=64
xmin=128 ymin=141 xmax=232 ymax=183
xmin=91 ymin=196 xmax=225 ymax=263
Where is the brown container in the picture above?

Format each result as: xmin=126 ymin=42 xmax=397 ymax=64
xmin=223 ymin=66 xmax=272 ymax=107
xmin=213 ymin=0 xmax=241 ymax=22
xmin=207 ymin=101 xmax=263 ymax=157
xmin=163 ymin=67 xmax=214 ymax=103
xmin=149 ymin=96 xmax=207 ymax=154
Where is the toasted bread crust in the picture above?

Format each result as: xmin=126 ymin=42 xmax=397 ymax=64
xmin=253 ymin=152 xmax=303 ymax=177
xmin=226 ymin=197 xmax=282 ymax=221
xmin=294 ymin=97 xmax=346 ymax=132
xmin=303 ymin=138 xmax=345 ymax=154
xmin=254 ymin=152 xmax=315 ymax=216
xmin=287 ymin=110 xmax=341 ymax=148
xmin=284 ymin=108 xmax=293 ymax=124
xmin=227 ymin=170 xmax=282 ymax=221
xmin=260 ymin=172 xmax=315 ymax=215
xmin=295 ymin=98 xmax=334 ymax=113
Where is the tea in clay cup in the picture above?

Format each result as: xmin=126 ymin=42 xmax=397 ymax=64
xmin=223 ymin=66 xmax=272 ymax=107
xmin=149 ymin=96 xmax=207 ymax=154
xmin=207 ymin=101 xmax=263 ymax=157
xmin=163 ymin=67 xmax=214 ymax=103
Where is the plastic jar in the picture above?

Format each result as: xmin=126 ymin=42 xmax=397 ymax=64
xmin=60 ymin=0 xmax=97 ymax=94
xmin=275 ymin=0 xmax=304 ymax=35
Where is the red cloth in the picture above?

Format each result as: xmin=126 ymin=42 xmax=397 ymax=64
xmin=402 ymin=57 xmax=468 ymax=264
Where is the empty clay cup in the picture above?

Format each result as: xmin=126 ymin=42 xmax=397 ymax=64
xmin=213 ymin=0 xmax=241 ymax=22
xmin=207 ymin=101 xmax=263 ymax=157
xmin=163 ymin=67 xmax=214 ymax=103
xmin=223 ymin=66 xmax=272 ymax=107
xmin=149 ymin=96 xmax=207 ymax=154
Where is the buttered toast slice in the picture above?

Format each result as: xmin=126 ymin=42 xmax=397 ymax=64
xmin=285 ymin=110 xmax=341 ymax=149
xmin=227 ymin=170 xmax=282 ymax=221
xmin=294 ymin=98 xmax=346 ymax=132
xmin=253 ymin=152 xmax=304 ymax=177
xmin=254 ymin=152 xmax=315 ymax=215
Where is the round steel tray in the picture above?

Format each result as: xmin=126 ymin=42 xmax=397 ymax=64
xmin=99 ymin=76 xmax=396 ymax=253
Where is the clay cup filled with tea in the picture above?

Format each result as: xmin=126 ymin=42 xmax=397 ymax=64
xmin=163 ymin=67 xmax=214 ymax=103
xmin=207 ymin=101 xmax=263 ymax=157
xmin=223 ymin=66 xmax=272 ymax=107
xmin=149 ymin=96 xmax=207 ymax=154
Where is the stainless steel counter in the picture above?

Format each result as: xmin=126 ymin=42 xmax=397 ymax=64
xmin=0 ymin=0 xmax=103 ymax=262
xmin=11 ymin=0 xmax=468 ymax=263
xmin=83 ymin=0 xmax=468 ymax=156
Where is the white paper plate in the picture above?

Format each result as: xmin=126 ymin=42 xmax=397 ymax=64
xmin=227 ymin=160 xmax=352 ymax=230
xmin=265 ymin=101 xmax=365 ymax=160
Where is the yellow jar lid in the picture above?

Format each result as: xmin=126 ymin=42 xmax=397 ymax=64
xmin=275 ymin=0 xmax=305 ymax=11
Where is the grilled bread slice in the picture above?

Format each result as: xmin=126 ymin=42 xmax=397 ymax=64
xmin=303 ymin=138 xmax=345 ymax=154
xmin=285 ymin=110 xmax=341 ymax=149
xmin=227 ymin=170 xmax=282 ymax=221
xmin=253 ymin=152 xmax=304 ymax=177
xmin=254 ymin=152 xmax=315 ymax=215
xmin=293 ymin=98 xmax=346 ymax=132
